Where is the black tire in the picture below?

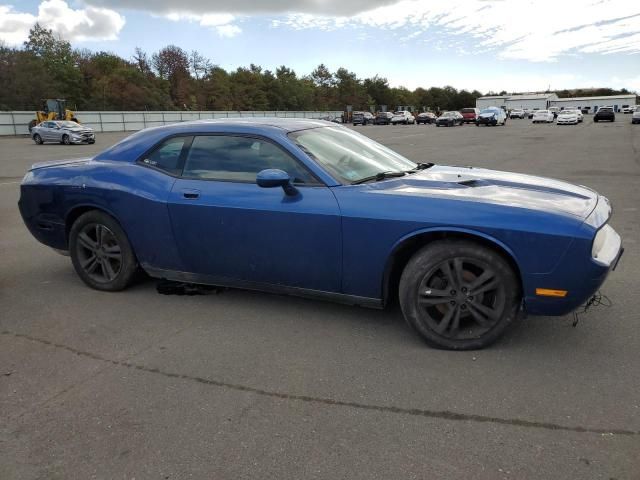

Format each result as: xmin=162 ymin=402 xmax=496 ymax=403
xmin=33 ymin=134 xmax=43 ymax=145
xmin=62 ymin=134 xmax=71 ymax=145
xmin=69 ymin=210 xmax=138 ymax=291
xmin=399 ymin=240 xmax=520 ymax=350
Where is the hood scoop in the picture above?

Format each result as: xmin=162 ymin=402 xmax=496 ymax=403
xmin=456 ymin=177 xmax=591 ymax=199
xmin=458 ymin=179 xmax=489 ymax=188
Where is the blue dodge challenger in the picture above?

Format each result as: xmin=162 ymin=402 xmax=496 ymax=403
xmin=18 ymin=119 xmax=623 ymax=349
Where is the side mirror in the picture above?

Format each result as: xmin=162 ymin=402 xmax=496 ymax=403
xmin=256 ymin=169 xmax=298 ymax=196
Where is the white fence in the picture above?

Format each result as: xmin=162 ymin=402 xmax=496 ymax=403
xmin=0 ymin=110 xmax=344 ymax=136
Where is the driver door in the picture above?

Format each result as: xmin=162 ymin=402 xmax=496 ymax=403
xmin=42 ymin=122 xmax=56 ymax=141
xmin=167 ymin=134 xmax=342 ymax=293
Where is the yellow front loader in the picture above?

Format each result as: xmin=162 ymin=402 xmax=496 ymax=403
xmin=28 ymin=99 xmax=80 ymax=132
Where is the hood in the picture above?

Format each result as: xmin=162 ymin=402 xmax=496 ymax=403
xmin=363 ymin=165 xmax=598 ymax=219
xmin=478 ymin=111 xmax=498 ymax=118
xmin=65 ymin=126 xmax=94 ymax=133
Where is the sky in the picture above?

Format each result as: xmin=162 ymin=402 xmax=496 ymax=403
xmin=2 ymin=0 xmax=640 ymax=93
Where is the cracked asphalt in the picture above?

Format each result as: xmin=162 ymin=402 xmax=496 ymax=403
xmin=1 ymin=118 xmax=639 ymax=479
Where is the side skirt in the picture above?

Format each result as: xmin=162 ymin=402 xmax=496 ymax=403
xmin=142 ymin=265 xmax=383 ymax=309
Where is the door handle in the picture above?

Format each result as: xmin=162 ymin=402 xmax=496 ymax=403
xmin=182 ymin=189 xmax=200 ymax=199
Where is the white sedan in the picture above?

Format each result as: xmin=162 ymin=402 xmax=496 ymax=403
xmin=532 ymin=110 xmax=554 ymax=123
xmin=557 ymin=110 xmax=580 ymax=125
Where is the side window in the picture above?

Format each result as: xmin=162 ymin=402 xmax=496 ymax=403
xmin=141 ymin=136 xmax=188 ymax=175
xmin=183 ymin=135 xmax=318 ymax=185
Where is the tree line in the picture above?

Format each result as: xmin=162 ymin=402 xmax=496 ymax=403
xmin=0 ymin=25 xmax=635 ymax=113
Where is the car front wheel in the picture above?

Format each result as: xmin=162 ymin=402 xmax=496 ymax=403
xmin=33 ymin=134 xmax=43 ymax=145
xmin=69 ymin=210 xmax=138 ymax=291
xmin=399 ymin=240 xmax=520 ymax=350
xmin=62 ymin=134 xmax=71 ymax=145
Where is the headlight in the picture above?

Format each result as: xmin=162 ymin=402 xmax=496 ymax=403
xmin=592 ymin=224 xmax=621 ymax=267
xmin=585 ymin=196 xmax=612 ymax=228
xmin=21 ymin=171 xmax=34 ymax=184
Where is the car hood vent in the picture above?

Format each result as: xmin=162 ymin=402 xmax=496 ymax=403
xmin=457 ymin=179 xmax=489 ymax=187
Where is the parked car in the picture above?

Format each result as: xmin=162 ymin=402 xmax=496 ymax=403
xmin=476 ymin=107 xmax=507 ymax=126
xmin=374 ymin=112 xmax=394 ymax=125
xmin=18 ymin=118 xmax=623 ymax=350
xmin=319 ymin=115 xmax=342 ymax=123
xmin=436 ymin=111 xmax=464 ymax=127
xmin=594 ymin=107 xmax=615 ymax=122
xmin=556 ymin=110 xmax=580 ymax=125
xmin=416 ymin=112 xmax=437 ymax=124
xmin=509 ymin=109 xmax=526 ymax=119
xmin=622 ymin=106 xmax=634 ymax=114
xmin=532 ymin=110 xmax=554 ymax=123
xmin=573 ymin=109 xmax=584 ymax=122
xmin=460 ymin=108 xmax=480 ymax=123
xmin=352 ymin=111 xmax=374 ymax=126
xmin=31 ymin=120 xmax=96 ymax=145
xmin=391 ymin=111 xmax=415 ymax=125
xmin=632 ymin=107 xmax=640 ymax=124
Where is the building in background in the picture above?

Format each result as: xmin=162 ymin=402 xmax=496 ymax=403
xmin=477 ymin=92 xmax=636 ymax=113
xmin=476 ymin=93 xmax=558 ymax=110
xmin=548 ymin=95 xmax=637 ymax=113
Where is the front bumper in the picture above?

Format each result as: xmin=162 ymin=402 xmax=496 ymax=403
xmin=524 ymin=223 xmax=622 ymax=316
xmin=476 ymin=117 xmax=497 ymax=125
xmin=70 ymin=134 xmax=95 ymax=144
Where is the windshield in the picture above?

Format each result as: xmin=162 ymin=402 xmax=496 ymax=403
xmin=441 ymin=112 xmax=456 ymax=117
xmin=480 ymin=109 xmax=498 ymax=114
xmin=536 ymin=110 xmax=549 ymax=114
xmin=393 ymin=111 xmax=405 ymax=115
xmin=289 ymin=126 xmax=416 ymax=184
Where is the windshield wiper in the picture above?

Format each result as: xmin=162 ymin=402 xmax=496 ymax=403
xmin=351 ymin=171 xmax=406 ymax=185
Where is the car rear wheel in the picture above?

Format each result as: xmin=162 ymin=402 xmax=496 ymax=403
xmin=33 ymin=134 xmax=43 ymax=145
xmin=399 ymin=240 xmax=520 ymax=350
xmin=69 ymin=211 xmax=138 ymax=291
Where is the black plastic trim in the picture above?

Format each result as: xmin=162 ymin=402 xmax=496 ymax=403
xmin=142 ymin=265 xmax=382 ymax=309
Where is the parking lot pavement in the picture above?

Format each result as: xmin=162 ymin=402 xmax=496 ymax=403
xmin=1 ymin=119 xmax=639 ymax=479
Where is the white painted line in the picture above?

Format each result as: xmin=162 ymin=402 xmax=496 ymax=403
xmin=0 ymin=181 xmax=21 ymax=186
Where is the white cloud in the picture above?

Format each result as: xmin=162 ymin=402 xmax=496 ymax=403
xmin=164 ymin=12 xmax=242 ymax=38
xmin=0 ymin=0 xmax=125 ymax=45
xmin=216 ymin=24 xmax=242 ymax=38
xmin=84 ymin=0 xmax=398 ymax=16
xmin=273 ymin=0 xmax=640 ymax=62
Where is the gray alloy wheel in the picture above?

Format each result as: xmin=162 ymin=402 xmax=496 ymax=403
xmin=69 ymin=210 xmax=138 ymax=291
xmin=399 ymin=240 xmax=520 ymax=350
xmin=62 ymin=134 xmax=71 ymax=145
xmin=33 ymin=134 xmax=43 ymax=145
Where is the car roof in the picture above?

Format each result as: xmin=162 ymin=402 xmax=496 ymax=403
xmin=93 ymin=118 xmax=334 ymax=162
